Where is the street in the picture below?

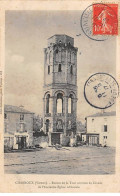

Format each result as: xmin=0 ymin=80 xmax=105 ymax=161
xmin=4 ymin=146 xmax=115 ymax=174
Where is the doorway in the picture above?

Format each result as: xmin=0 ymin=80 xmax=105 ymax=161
xmin=51 ymin=133 xmax=60 ymax=145
xmin=16 ymin=136 xmax=26 ymax=149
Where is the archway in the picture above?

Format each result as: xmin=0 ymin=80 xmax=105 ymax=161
xmin=46 ymin=94 xmax=50 ymax=114
xmin=56 ymin=93 xmax=63 ymax=113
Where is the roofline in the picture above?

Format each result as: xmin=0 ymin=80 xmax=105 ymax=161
xmin=4 ymin=110 xmax=34 ymax=114
xmin=4 ymin=104 xmax=35 ymax=114
xmin=48 ymin=34 xmax=74 ymax=40
xmin=86 ymin=112 xmax=116 ymax=118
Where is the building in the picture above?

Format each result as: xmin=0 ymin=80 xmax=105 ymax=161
xmin=83 ymin=111 xmax=116 ymax=147
xmin=43 ymin=34 xmax=78 ymax=145
xmin=4 ymin=105 xmax=34 ymax=150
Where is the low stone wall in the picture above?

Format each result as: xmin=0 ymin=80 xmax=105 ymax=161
xmin=61 ymin=135 xmax=70 ymax=146
xmin=33 ymin=136 xmax=48 ymax=147
xmin=4 ymin=137 xmax=14 ymax=150
xmin=69 ymin=137 xmax=77 ymax=147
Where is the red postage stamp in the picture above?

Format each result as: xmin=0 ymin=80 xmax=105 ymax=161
xmin=93 ymin=4 xmax=118 ymax=35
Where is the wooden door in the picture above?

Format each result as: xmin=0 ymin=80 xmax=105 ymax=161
xmin=51 ymin=133 xmax=60 ymax=145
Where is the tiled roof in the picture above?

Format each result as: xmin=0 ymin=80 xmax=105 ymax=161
xmin=86 ymin=111 xmax=116 ymax=118
xmin=4 ymin=105 xmax=34 ymax=114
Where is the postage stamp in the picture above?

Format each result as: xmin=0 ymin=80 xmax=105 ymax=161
xmin=81 ymin=3 xmax=118 ymax=41
xmin=93 ymin=4 xmax=118 ymax=35
xmin=84 ymin=73 xmax=119 ymax=109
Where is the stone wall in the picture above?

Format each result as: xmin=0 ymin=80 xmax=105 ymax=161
xmin=61 ymin=134 xmax=70 ymax=146
xmin=33 ymin=136 xmax=48 ymax=147
xmin=4 ymin=137 xmax=14 ymax=149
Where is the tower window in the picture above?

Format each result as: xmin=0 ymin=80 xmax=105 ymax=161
xmin=70 ymin=65 xmax=73 ymax=74
xmin=46 ymin=94 xmax=50 ymax=114
xmin=48 ymin=65 xmax=50 ymax=74
xmin=71 ymin=52 xmax=75 ymax=63
xmin=49 ymin=51 xmax=52 ymax=64
xmin=56 ymin=93 xmax=63 ymax=113
xmin=58 ymin=64 xmax=62 ymax=72
xmin=56 ymin=49 xmax=59 ymax=62
xmin=4 ymin=113 xmax=7 ymax=119
xmin=104 ymin=125 xmax=107 ymax=132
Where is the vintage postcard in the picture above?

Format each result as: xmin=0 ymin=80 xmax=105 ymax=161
xmin=0 ymin=0 xmax=120 ymax=193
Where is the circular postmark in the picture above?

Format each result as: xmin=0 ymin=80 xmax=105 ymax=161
xmin=84 ymin=73 xmax=119 ymax=109
xmin=81 ymin=3 xmax=118 ymax=41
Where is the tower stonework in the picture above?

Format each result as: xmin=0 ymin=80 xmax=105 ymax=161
xmin=43 ymin=35 xmax=78 ymax=146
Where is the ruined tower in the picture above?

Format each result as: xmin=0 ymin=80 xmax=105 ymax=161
xmin=43 ymin=35 xmax=78 ymax=145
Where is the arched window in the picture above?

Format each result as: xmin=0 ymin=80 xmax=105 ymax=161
xmin=56 ymin=49 xmax=58 ymax=62
xmin=62 ymin=50 xmax=65 ymax=61
xmin=58 ymin=51 xmax=62 ymax=62
xmin=57 ymin=93 xmax=63 ymax=113
xmin=49 ymin=51 xmax=52 ymax=63
xmin=71 ymin=52 xmax=75 ymax=63
xmin=70 ymin=65 xmax=73 ymax=74
xmin=58 ymin=64 xmax=62 ymax=72
xmin=68 ymin=94 xmax=73 ymax=113
xmin=46 ymin=94 xmax=50 ymax=113
xmin=68 ymin=51 xmax=71 ymax=62
xmin=68 ymin=98 xmax=71 ymax=113
xmin=46 ymin=119 xmax=49 ymax=132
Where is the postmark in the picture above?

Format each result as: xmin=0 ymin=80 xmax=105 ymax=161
xmin=84 ymin=73 xmax=119 ymax=109
xmin=81 ymin=3 xmax=118 ymax=41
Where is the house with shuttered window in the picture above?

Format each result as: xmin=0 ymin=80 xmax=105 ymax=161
xmin=82 ymin=111 xmax=116 ymax=147
xmin=4 ymin=105 xmax=34 ymax=150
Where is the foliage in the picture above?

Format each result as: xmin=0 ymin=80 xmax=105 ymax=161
xmin=33 ymin=115 xmax=43 ymax=132
xmin=33 ymin=130 xmax=48 ymax=137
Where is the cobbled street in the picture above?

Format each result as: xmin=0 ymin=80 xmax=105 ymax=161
xmin=4 ymin=146 xmax=115 ymax=174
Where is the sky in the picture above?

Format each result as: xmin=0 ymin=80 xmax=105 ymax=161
xmin=5 ymin=10 xmax=116 ymax=122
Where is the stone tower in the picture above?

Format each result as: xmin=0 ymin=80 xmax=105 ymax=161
xmin=43 ymin=34 xmax=78 ymax=146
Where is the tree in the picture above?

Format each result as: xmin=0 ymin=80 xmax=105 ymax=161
xmin=33 ymin=115 xmax=43 ymax=133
